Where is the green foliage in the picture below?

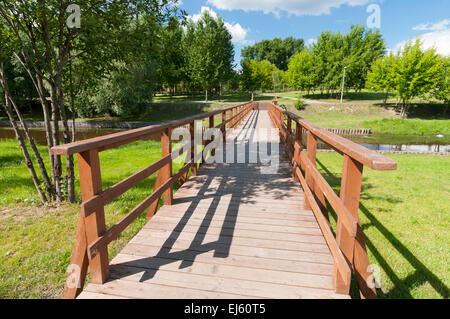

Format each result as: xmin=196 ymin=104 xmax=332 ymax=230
xmin=239 ymin=59 xmax=277 ymax=92
xmin=367 ymin=39 xmax=444 ymax=116
xmin=295 ymin=97 xmax=305 ymax=110
xmin=91 ymin=62 xmax=157 ymax=117
xmin=433 ymin=56 xmax=450 ymax=105
xmin=366 ymin=54 xmax=396 ymax=94
xmin=310 ymin=25 xmax=385 ymax=94
xmin=184 ymin=11 xmax=234 ymax=99
xmin=393 ymin=40 xmax=443 ymax=110
xmin=156 ymin=17 xmax=186 ymax=93
xmin=241 ymin=37 xmax=304 ymax=71
xmin=286 ymin=49 xmax=318 ymax=93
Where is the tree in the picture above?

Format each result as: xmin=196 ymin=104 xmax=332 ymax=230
xmin=392 ymin=39 xmax=443 ymax=117
xmin=239 ymin=59 xmax=259 ymax=93
xmin=157 ymin=17 xmax=186 ymax=97
xmin=242 ymin=37 xmax=304 ymax=71
xmin=311 ymin=25 xmax=385 ymax=97
xmin=0 ymin=1 xmax=181 ymax=203
xmin=366 ymin=54 xmax=396 ymax=104
xmin=342 ymin=25 xmax=385 ymax=91
xmin=239 ymin=59 xmax=277 ymax=93
xmin=184 ymin=11 xmax=234 ymax=102
xmin=433 ymin=56 xmax=450 ymax=116
xmin=286 ymin=49 xmax=319 ymax=94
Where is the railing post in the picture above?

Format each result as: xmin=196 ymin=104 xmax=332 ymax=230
xmin=161 ymin=128 xmax=173 ymax=205
xmin=146 ymin=129 xmax=173 ymax=219
xmin=292 ymin=122 xmax=303 ymax=182
xmin=209 ymin=115 xmax=215 ymax=157
xmin=62 ymin=214 xmax=88 ymax=299
xmin=337 ymin=155 xmax=377 ymax=299
xmin=286 ymin=117 xmax=293 ymax=154
xmin=305 ymin=133 xmax=328 ymax=221
xmin=190 ymin=121 xmax=197 ymax=176
xmin=77 ymin=150 xmax=109 ymax=284
xmin=221 ymin=111 xmax=226 ymax=144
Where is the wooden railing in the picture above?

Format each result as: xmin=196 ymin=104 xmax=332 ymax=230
xmin=51 ymin=102 xmax=253 ymax=299
xmin=268 ymin=102 xmax=397 ymax=298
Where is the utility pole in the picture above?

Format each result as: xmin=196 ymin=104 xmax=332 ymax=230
xmin=340 ymin=66 xmax=347 ymax=104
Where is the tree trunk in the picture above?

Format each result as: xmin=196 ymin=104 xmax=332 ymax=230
xmin=54 ymin=67 xmax=75 ymax=203
xmin=205 ymin=88 xmax=208 ymax=102
xmin=13 ymin=52 xmax=55 ymax=200
xmin=383 ymin=91 xmax=389 ymax=105
xmin=0 ymin=57 xmax=53 ymax=200
xmin=48 ymin=83 xmax=63 ymax=201
xmin=2 ymin=98 xmax=47 ymax=203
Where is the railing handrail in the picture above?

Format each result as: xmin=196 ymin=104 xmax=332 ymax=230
xmin=51 ymin=102 xmax=251 ymax=156
xmin=270 ymin=103 xmax=397 ymax=170
xmin=59 ymin=101 xmax=254 ymax=299
xmin=268 ymin=102 xmax=397 ymax=298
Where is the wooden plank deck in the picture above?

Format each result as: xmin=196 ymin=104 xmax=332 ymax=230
xmin=78 ymin=110 xmax=349 ymax=299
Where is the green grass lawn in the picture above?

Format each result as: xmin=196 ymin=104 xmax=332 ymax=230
xmin=0 ymin=137 xmax=448 ymax=298
xmin=316 ymin=152 xmax=449 ymax=299
xmin=0 ymin=138 xmax=186 ymax=298
xmin=275 ymin=101 xmax=449 ymax=136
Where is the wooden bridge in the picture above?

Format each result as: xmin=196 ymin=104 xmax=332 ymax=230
xmin=52 ymin=101 xmax=397 ymax=299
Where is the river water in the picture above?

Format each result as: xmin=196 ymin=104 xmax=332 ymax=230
xmin=0 ymin=127 xmax=448 ymax=154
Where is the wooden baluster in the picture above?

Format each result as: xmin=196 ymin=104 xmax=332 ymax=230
xmin=62 ymin=214 xmax=89 ymax=299
xmin=296 ymin=122 xmax=303 ymax=149
xmin=209 ymin=115 xmax=215 ymax=157
xmin=146 ymin=129 xmax=173 ymax=219
xmin=228 ymin=109 xmax=233 ymax=128
xmin=292 ymin=122 xmax=303 ymax=182
xmin=190 ymin=121 xmax=197 ymax=176
xmin=305 ymin=133 xmax=328 ymax=222
xmin=161 ymin=128 xmax=173 ymax=205
xmin=222 ymin=111 xmax=226 ymax=145
xmin=287 ymin=118 xmax=292 ymax=153
xmin=337 ymin=155 xmax=377 ymax=299
xmin=77 ymin=150 xmax=109 ymax=284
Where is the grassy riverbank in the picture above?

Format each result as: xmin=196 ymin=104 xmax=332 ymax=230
xmin=1 ymin=91 xmax=448 ymax=137
xmin=0 ymin=138 xmax=448 ymax=298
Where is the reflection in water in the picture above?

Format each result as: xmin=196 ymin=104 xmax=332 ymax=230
xmin=317 ymin=141 xmax=449 ymax=153
xmin=359 ymin=143 xmax=450 ymax=153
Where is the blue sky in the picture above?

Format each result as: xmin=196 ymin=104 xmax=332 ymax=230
xmin=178 ymin=0 xmax=450 ymax=68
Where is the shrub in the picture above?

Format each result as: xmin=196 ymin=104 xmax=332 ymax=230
xmin=295 ymin=97 xmax=305 ymax=110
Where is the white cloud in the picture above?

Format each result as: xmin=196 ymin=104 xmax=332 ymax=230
xmin=306 ymin=38 xmax=317 ymax=46
xmin=188 ymin=6 xmax=251 ymax=45
xmin=207 ymin=0 xmax=372 ymax=17
xmin=412 ymin=19 xmax=450 ymax=31
xmin=419 ymin=29 xmax=450 ymax=56
xmin=224 ymin=22 xmax=251 ymax=45
xmin=393 ymin=19 xmax=450 ymax=56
